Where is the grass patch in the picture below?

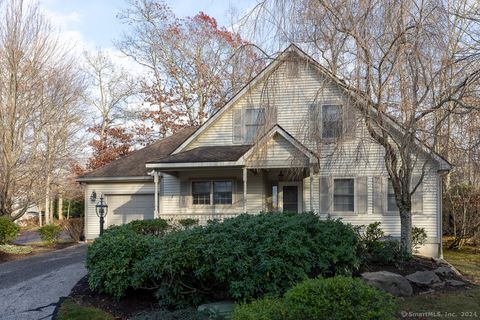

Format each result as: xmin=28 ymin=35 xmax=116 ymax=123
xmin=58 ymin=299 xmax=114 ymax=320
xmin=397 ymin=287 xmax=480 ymax=319
xmin=443 ymin=247 xmax=480 ymax=284
xmin=0 ymin=244 xmax=33 ymax=254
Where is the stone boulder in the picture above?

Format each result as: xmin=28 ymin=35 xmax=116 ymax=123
xmin=361 ymin=271 xmax=413 ymax=297
xmin=198 ymin=301 xmax=235 ymax=319
xmin=406 ymin=271 xmax=442 ymax=287
xmin=446 ymin=279 xmax=466 ymax=287
xmin=434 ymin=266 xmax=455 ymax=277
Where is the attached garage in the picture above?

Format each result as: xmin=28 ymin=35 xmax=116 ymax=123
xmin=106 ymin=194 xmax=154 ymax=228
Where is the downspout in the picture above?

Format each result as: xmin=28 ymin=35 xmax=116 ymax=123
xmin=438 ymin=172 xmax=445 ymax=259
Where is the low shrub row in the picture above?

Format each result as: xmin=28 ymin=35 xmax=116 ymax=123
xmin=233 ymin=276 xmax=396 ymax=320
xmin=38 ymin=224 xmax=62 ymax=245
xmin=86 ymin=213 xmax=361 ymax=308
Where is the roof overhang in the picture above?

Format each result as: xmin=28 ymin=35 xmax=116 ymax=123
xmin=76 ymin=176 xmax=153 ymax=183
xmin=146 ymin=161 xmax=242 ymax=169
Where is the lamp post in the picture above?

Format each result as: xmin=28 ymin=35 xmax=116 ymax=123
xmin=95 ymin=195 xmax=108 ymax=236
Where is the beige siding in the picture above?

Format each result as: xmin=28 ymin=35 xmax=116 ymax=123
xmin=247 ymin=134 xmax=309 ymax=168
xmin=84 ymin=181 xmax=154 ymax=239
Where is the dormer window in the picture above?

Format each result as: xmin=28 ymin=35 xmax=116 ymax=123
xmin=322 ymin=105 xmax=343 ymax=139
xmin=245 ymin=108 xmax=266 ymax=143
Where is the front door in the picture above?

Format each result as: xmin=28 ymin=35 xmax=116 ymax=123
xmin=283 ymin=186 xmax=298 ymax=212
xmin=278 ymin=182 xmax=302 ymax=213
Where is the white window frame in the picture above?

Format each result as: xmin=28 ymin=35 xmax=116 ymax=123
xmin=191 ymin=179 xmax=234 ymax=207
xmin=244 ymin=107 xmax=266 ymax=143
xmin=332 ymin=177 xmax=356 ymax=213
xmin=321 ymin=104 xmax=343 ymax=140
xmin=386 ymin=178 xmax=399 ymax=213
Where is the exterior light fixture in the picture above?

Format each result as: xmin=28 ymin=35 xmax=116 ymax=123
xmin=278 ymin=171 xmax=284 ymax=181
xmin=90 ymin=191 xmax=97 ymax=202
xmin=95 ymin=195 xmax=108 ymax=236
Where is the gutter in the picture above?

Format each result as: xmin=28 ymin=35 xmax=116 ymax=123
xmin=76 ymin=176 xmax=153 ymax=182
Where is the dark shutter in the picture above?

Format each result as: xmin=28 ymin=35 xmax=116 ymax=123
xmin=309 ymin=103 xmax=320 ymax=141
xmin=232 ymin=108 xmax=244 ymax=144
xmin=319 ymin=176 xmax=332 ymax=214
xmin=356 ymin=176 xmax=368 ymax=214
xmin=344 ymin=105 xmax=356 ymax=139
xmin=236 ymin=179 xmax=244 ymax=207
xmin=179 ymin=180 xmax=189 ymax=208
xmin=411 ymin=175 xmax=424 ymax=214
xmin=373 ymin=176 xmax=384 ymax=214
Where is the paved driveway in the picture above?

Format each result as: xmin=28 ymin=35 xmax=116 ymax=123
xmin=0 ymin=244 xmax=87 ymax=320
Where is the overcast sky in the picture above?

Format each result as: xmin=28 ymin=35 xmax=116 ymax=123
xmin=39 ymin=0 xmax=256 ymax=54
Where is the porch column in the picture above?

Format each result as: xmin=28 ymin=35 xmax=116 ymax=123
xmin=153 ymin=171 xmax=159 ymax=216
xmin=243 ymin=167 xmax=247 ymax=213
xmin=309 ymin=164 xmax=314 ymax=212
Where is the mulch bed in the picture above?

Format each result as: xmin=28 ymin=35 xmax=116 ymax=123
xmin=65 ymin=255 xmax=478 ymax=320
xmin=68 ymin=276 xmax=158 ymax=320
xmin=358 ymin=255 xmax=477 ymax=294
xmin=0 ymin=242 xmax=77 ymax=264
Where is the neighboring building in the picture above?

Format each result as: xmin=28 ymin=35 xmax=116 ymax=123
xmin=77 ymin=45 xmax=450 ymax=257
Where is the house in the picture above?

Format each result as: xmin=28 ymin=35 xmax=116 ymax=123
xmin=77 ymin=44 xmax=451 ymax=257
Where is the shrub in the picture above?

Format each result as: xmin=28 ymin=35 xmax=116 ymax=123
xmin=130 ymin=212 xmax=360 ymax=308
xmin=127 ymin=219 xmax=171 ymax=237
xmin=233 ymin=297 xmax=286 ymax=320
xmin=412 ymin=227 xmax=427 ymax=253
xmin=86 ymin=226 xmax=160 ymax=299
xmin=233 ymin=276 xmax=396 ymax=320
xmin=38 ymin=224 xmax=62 ymax=245
xmin=0 ymin=216 xmax=20 ymax=244
xmin=177 ymin=218 xmax=199 ymax=229
xmin=358 ymin=222 xmax=410 ymax=264
xmin=61 ymin=218 xmax=84 ymax=242
xmin=132 ymin=308 xmax=208 ymax=320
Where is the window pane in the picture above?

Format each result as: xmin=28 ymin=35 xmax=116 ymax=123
xmin=333 ymin=178 xmax=354 ymax=212
xmin=245 ymin=108 xmax=265 ymax=143
xmin=213 ymin=181 xmax=232 ymax=204
xmin=322 ymin=105 xmax=342 ymax=139
xmin=334 ymin=179 xmax=354 ymax=195
xmin=387 ymin=180 xmax=398 ymax=211
xmin=192 ymin=181 xmax=211 ymax=205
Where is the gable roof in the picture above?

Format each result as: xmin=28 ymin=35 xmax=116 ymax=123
xmin=172 ymin=43 xmax=451 ymax=171
xmin=145 ymin=125 xmax=317 ymax=169
xmin=76 ymin=127 xmax=197 ymax=181
xmin=240 ymin=125 xmax=317 ymax=164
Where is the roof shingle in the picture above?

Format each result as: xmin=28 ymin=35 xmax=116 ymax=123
xmin=148 ymin=145 xmax=252 ymax=164
xmin=78 ymin=127 xmax=197 ymax=178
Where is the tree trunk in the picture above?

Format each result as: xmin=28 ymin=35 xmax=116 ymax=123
xmin=50 ymin=197 xmax=54 ymax=223
xmin=399 ymin=207 xmax=413 ymax=254
xmin=58 ymin=193 xmax=63 ymax=221
xmin=45 ymin=176 xmax=51 ymax=225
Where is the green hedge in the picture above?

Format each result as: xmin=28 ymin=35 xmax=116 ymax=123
xmin=0 ymin=217 xmax=19 ymax=244
xmin=87 ymin=212 xmax=360 ymax=308
xmin=38 ymin=224 xmax=62 ymax=245
xmin=234 ymin=276 xmax=396 ymax=320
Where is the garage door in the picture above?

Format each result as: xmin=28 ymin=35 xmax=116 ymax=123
xmin=106 ymin=194 xmax=154 ymax=227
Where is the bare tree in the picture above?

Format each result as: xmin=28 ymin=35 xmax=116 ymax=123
xmin=246 ymin=0 xmax=480 ymax=253
xmin=116 ymin=0 xmax=263 ymax=143
xmin=0 ymin=0 xmax=85 ymax=220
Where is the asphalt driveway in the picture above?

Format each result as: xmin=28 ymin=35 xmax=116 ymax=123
xmin=0 ymin=244 xmax=87 ymax=320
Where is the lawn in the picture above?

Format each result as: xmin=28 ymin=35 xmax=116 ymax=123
xmin=397 ymin=242 xmax=480 ymax=319
xmin=57 ymin=299 xmax=114 ymax=320
xmin=443 ymin=246 xmax=480 ymax=284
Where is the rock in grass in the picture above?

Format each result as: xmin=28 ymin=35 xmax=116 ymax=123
xmin=361 ymin=271 xmax=413 ymax=297
xmin=406 ymin=271 xmax=442 ymax=287
xmin=197 ymin=301 xmax=235 ymax=320
xmin=434 ymin=266 xmax=455 ymax=277
xmin=446 ymin=279 xmax=466 ymax=287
